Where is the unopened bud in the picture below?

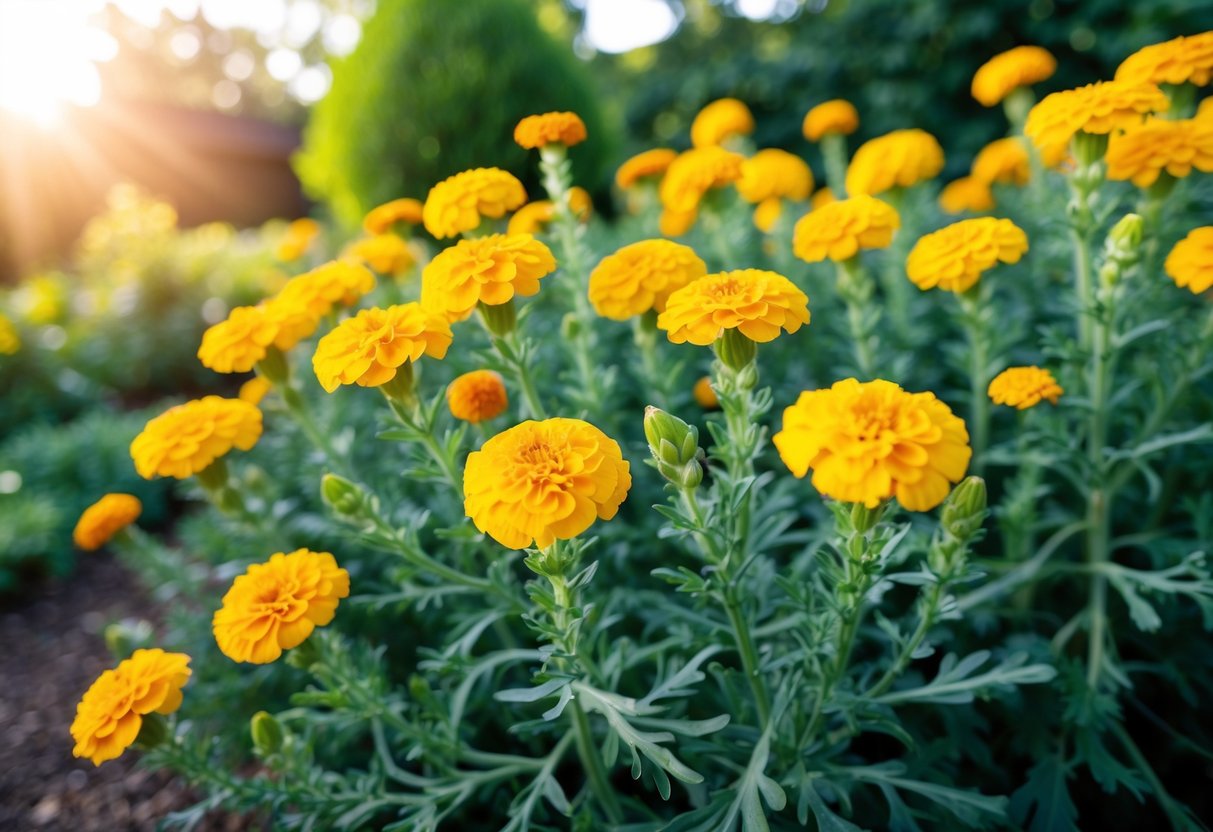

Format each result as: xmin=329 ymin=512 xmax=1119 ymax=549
xmin=643 ymin=407 xmax=704 ymax=489
xmin=941 ymin=476 xmax=988 ymax=541
xmin=322 ymin=473 xmax=367 ymax=517
xmin=714 ymin=328 xmax=757 ymax=372
xmin=1101 ymin=213 xmax=1143 ymax=285
xmin=250 ymin=711 xmax=285 ymax=755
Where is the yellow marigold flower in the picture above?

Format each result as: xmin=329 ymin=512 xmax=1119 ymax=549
xmin=70 ymin=649 xmax=191 ymax=766
xmin=792 ymin=195 xmax=901 ymax=262
xmin=659 ymin=207 xmax=697 ymax=237
xmin=987 ymin=366 xmax=1064 ymax=409
xmin=345 ymin=233 xmax=416 ymax=276
xmin=238 ymin=376 xmax=271 ymax=405
xmin=276 ymin=217 xmax=320 ymax=261
xmin=693 ymin=376 xmax=719 ymax=409
xmin=1106 ymin=116 xmax=1213 ymax=187
xmin=906 ymin=217 xmax=1029 ymax=293
xmin=616 ymin=148 xmax=678 ymax=189
xmin=657 ymin=269 xmax=809 ymax=346
xmin=506 ymin=188 xmax=593 ymax=235
xmin=803 ymin=99 xmax=860 ymax=141
xmin=1116 ymin=31 xmax=1213 ymax=87
xmin=752 ymin=198 xmax=784 ymax=233
xmin=690 ymin=97 xmax=755 ymax=148
xmin=423 ymin=167 xmax=528 ymax=239
xmin=212 ymin=549 xmax=350 ymax=664
xmin=810 ymin=187 xmax=836 ymax=210
xmin=312 ymin=303 xmax=452 ymax=393
xmin=264 ymin=261 xmax=376 ymax=350
xmin=939 ymin=177 xmax=995 ymax=215
xmin=447 ymin=370 xmax=508 ymax=423
xmin=845 ymin=129 xmax=945 ymax=196
xmin=0 ymin=312 xmax=19 ymax=355
xmin=420 ymin=234 xmax=557 ymax=323
xmin=363 ymin=197 xmax=424 ymax=235
xmin=1165 ymin=227 xmax=1213 ymax=294
xmin=588 ymin=239 xmax=707 ymax=320
xmin=972 ymin=137 xmax=1031 ymax=185
xmin=1025 ymin=81 xmax=1169 ymax=166
xmin=464 ymin=418 xmax=631 ymax=549
xmin=773 ymin=378 xmax=971 ymax=511
xmin=660 ymin=146 xmax=745 ymax=214
xmin=737 ymin=149 xmax=814 ymax=204
xmin=514 ymin=111 xmax=587 ymax=149
xmin=197 ymin=305 xmax=279 ymax=374
xmin=131 ymin=396 xmax=263 ymax=480
xmin=73 ymin=494 xmax=142 ymax=551
xmin=971 ymin=46 xmax=1057 ymax=107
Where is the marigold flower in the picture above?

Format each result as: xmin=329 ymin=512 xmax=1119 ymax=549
xmin=737 ymin=149 xmax=814 ymax=206
xmin=659 ymin=207 xmax=697 ymax=237
xmin=506 ymin=188 xmax=592 ymax=235
xmin=987 ymin=366 xmax=1064 ymax=409
xmin=752 ymin=198 xmax=785 ymax=233
xmin=447 ymin=370 xmax=508 ymax=423
xmin=971 ymin=46 xmax=1057 ymax=107
xmin=1105 ymin=116 xmax=1213 ymax=187
xmin=803 ymin=99 xmax=860 ymax=141
xmin=344 ymin=233 xmax=415 ymax=275
xmin=264 ymin=261 xmax=376 ymax=350
xmin=464 ymin=418 xmax=631 ymax=549
xmin=773 ymin=378 xmax=971 ymax=511
xmin=363 ymin=197 xmax=424 ymax=235
xmin=810 ymin=187 xmax=836 ymax=210
xmin=792 ymin=195 xmax=901 ymax=263
xmin=693 ymin=376 xmax=719 ymax=409
xmin=906 ymin=218 xmax=1029 ymax=293
xmin=238 ymin=376 xmax=272 ymax=405
xmin=197 ymin=305 xmax=279 ymax=374
xmin=1025 ymin=81 xmax=1169 ymax=166
xmin=690 ymin=98 xmax=754 ymax=148
xmin=657 ymin=269 xmax=809 ymax=346
xmin=616 ymin=148 xmax=678 ymax=189
xmin=71 ymin=649 xmax=191 ymax=766
xmin=420 ymin=234 xmax=557 ymax=323
xmin=212 ymin=549 xmax=350 ymax=664
xmin=423 ymin=168 xmax=527 ymax=239
xmin=131 ymin=396 xmax=263 ymax=479
xmin=972 ymin=137 xmax=1031 ymax=185
xmin=845 ymin=129 xmax=945 ymax=196
xmin=514 ymin=111 xmax=587 ymax=149
xmin=659 ymin=146 xmax=745 ymax=215
xmin=312 ymin=303 xmax=451 ymax=393
xmin=74 ymin=493 xmax=142 ymax=551
xmin=939 ymin=177 xmax=995 ymax=215
xmin=1116 ymin=31 xmax=1213 ymax=87
xmin=1165 ymin=227 xmax=1213 ymax=294
xmin=0 ymin=312 xmax=20 ymax=355
xmin=276 ymin=217 xmax=320 ymax=261
xmin=588 ymin=239 xmax=707 ymax=320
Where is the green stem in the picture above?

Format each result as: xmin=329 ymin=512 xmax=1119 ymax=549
xmin=821 ymin=134 xmax=849 ymax=197
xmin=958 ymin=290 xmax=990 ymax=475
xmin=836 ymin=258 xmax=877 ymax=378
xmin=633 ymin=311 xmax=669 ymax=408
xmin=724 ymin=589 xmax=772 ymax=726
xmin=490 ymin=332 xmax=547 ymax=420
xmin=1109 ymin=720 xmax=1193 ymax=831
xmin=570 ymin=697 xmax=624 ymax=824
xmin=281 ymin=384 xmax=350 ymax=476
xmin=863 ymin=581 xmax=944 ymax=699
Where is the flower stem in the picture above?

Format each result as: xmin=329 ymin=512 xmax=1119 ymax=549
xmin=723 ymin=587 xmax=772 ymax=727
xmin=958 ymin=289 xmax=990 ymax=475
xmin=836 ymin=258 xmax=878 ymax=378
xmin=570 ymin=697 xmax=624 ymax=824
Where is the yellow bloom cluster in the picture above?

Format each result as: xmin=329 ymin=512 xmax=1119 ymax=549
xmin=792 ymin=195 xmax=901 ymax=262
xmin=971 ymin=45 xmax=1057 ymax=107
xmin=906 ymin=217 xmax=1029 ymax=293
xmin=198 ymin=305 xmax=280 ymax=373
xmin=212 ymin=549 xmax=350 ymax=664
xmin=266 ymin=260 xmax=376 ymax=350
xmin=344 ymin=233 xmax=415 ymax=276
xmin=939 ymin=177 xmax=994 ymax=215
xmin=423 ymin=168 xmax=527 ymax=239
xmin=690 ymin=98 xmax=754 ymax=148
xmin=802 ymin=99 xmax=859 ymax=141
xmin=615 ymin=148 xmax=678 ymax=189
xmin=987 ymin=366 xmax=1064 ymax=409
xmin=71 ymin=649 xmax=191 ymax=766
xmin=737 ymin=149 xmax=814 ymax=231
xmin=1025 ymin=80 xmax=1169 ymax=166
xmin=1106 ymin=115 xmax=1213 ymax=187
xmin=1165 ymin=227 xmax=1213 ymax=294
xmin=973 ymin=137 xmax=1031 ymax=185
xmin=659 ymin=146 xmax=745 ymax=234
xmin=657 ymin=269 xmax=809 ymax=346
xmin=1116 ymin=31 xmax=1213 ymax=87
xmin=845 ymin=129 xmax=945 ymax=196
xmin=312 ymin=303 xmax=452 ymax=393
xmin=447 ymin=369 xmax=509 ymax=423
xmin=514 ymin=111 xmax=587 ymax=149
xmin=420 ymin=234 xmax=557 ymax=323
xmin=74 ymin=493 xmax=142 ymax=551
xmin=774 ymin=378 xmax=971 ymax=511
xmin=363 ymin=197 xmax=424 ymax=235
xmin=464 ymin=418 xmax=631 ymax=549
xmin=0 ymin=312 xmax=20 ymax=354
xmin=506 ymin=188 xmax=592 ymax=235
xmin=131 ymin=396 xmax=262 ymax=479
xmin=589 ymin=239 xmax=707 ymax=320
xmin=275 ymin=217 xmax=320 ymax=261
xmin=239 ymin=376 xmax=271 ymax=405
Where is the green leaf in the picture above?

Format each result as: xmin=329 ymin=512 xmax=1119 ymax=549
xmin=875 ymin=651 xmax=1056 ymax=706
xmin=800 ymin=780 xmax=866 ymax=832
xmin=1009 ymin=756 xmax=1079 ymax=832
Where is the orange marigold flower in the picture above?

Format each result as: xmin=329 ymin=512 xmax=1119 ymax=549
xmin=447 ymin=370 xmax=508 ymax=423
xmin=312 ymin=303 xmax=451 ymax=393
xmin=972 ymin=137 xmax=1031 ymax=185
xmin=464 ymin=418 xmax=631 ymax=549
xmin=657 ymin=269 xmax=809 ymax=346
xmin=792 ymin=195 xmax=901 ymax=263
xmin=275 ymin=217 xmax=320 ymax=261
xmin=423 ymin=168 xmax=527 ymax=239
xmin=659 ymin=146 xmax=745 ymax=215
xmin=774 ymin=378 xmax=971 ymax=511
xmin=1025 ymin=80 xmax=1169 ymax=166
xmin=906 ymin=217 xmax=1029 ymax=293
xmin=737 ymin=149 xmax=814 ymax=204
xmin=845 ymin=129 xmax=945 ymax=196
xmin=616 ymin=148 xmax=678 ymax=189
xmin=939 ymin=177 xmax=995 ymax=215
xmin=131 ymin=396 xmax=262 ymax=479
xmin=212 ymin=549 xmax=350 ymax=664
xmin=1165 ymin=227 xmax=1213 ymax=294
xmin=693 ymin=375 xmax=719 ymax=409
xmin=238 ymin=376 xmax=272 ymax=405
xmin=988 ymin=366 xmax=1064 ymax=409
xmin=420 ymin=234 xmax=557 ymax=323
xmin=74 ymin=493 xmax=142 ymax=551
xmin=971 ymin=45 xmax=1057 ymax=107
xmin=506 ymin=188 xmax=592 ymax=234
xmin=363 ymin=197 xmax=424 ymax=235
xmin=588 ymin=239 xmax=707 ymax=320
xmin=514 ymin=111 xmax=587 ymax=149
xmin=263 ymin=261 xmax=376 ymax=350
xmin=1116 ymin=31 xmax=1213 ymax=87
xmin=197 ymin=305 xmax=279 ymax=374
xmin=344 ymin=233 xmax=415 ymax=276
xmin=71 ymin=649 xmax=191 ymax=766
xmin=803 ymin=99 xmax=860 ymax=141
xmin=690 ymin=97 xmax=755 ymax=148
xmin=1106 ymin=116 xmax=1213 ymax=187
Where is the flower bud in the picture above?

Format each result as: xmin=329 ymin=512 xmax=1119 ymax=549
xmin=1100 ymin=213 xmax=1143 ymax=286
xmin=643 ymin=406 xmax=704 ymax=489
xmin=250 ymin=710 xmax=285 ymax=755
xmin=941 ymin=476 xmax=987 ymax=541
xmin=560 ymin=311 xmax=581 ymax=341
xmin=714 ymin=328 xmax=757 ymax=372
xmin=321 ymin=474 xmax=367 ymax=517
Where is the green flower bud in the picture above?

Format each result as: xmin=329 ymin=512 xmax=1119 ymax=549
xmin=941 ymin=476 xmax=988 ymax=541
xmin=321 ymin=473 xmax=367 ymax=516
xmin=643 ymin=407 xmax=704 ymax=489
xmin=250 ymin=710 xmax=285 ymax=755
xmin=134 ymin=712 xmax=170 ymax=750
xmin=1100 ymin=213 xmax=1143 ymax=286
xmin=560 ymin=311 xmax=581 ymax=341
xmin=479 ymin=299 xmax=517 ymax=336
xmin=714 ymin=328 xmax=757 ymax=372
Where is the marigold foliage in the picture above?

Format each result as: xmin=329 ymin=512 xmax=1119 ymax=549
xmin=265 ymin=261 xmax=376 ymax=350
xmin=447 ymin=369 xmax=509 ymax=423
xmin=212 ymin=549 xmax=350 ymax=664
xmin=659 ymin=146 xmax=745 ymax=216
xmin=657 ymin=269 xmax=809 ymax=346
xmin=464 ymin=418 xmax=631 ymax=549
xmin=73 ymin=493 xmax=142 ymax=551
xmin=312 ymin=304 xmax=452 ymax=393
xmin=906 ymin=217 xmax=1029 ymax=293
xmin=197 ymin=306 xmax=279 ymax=374
xmin=792 ymin=195 xmax=901 ymax=262
xmin=275 ymin=217 xmax=320 ymax=261
xmin=344 ymin=234 xmax=415 ymax=276
xmin=690 ymin=97 xmax=755 ymax=148
xmin=615 ymin=148 xmax=677 ymax=189
xmin=939 ymin=177 xmax=995 ymax=215
xmin=514 ymin=111 xmax=588 ymax=149
xmin=802 ymin=99 xmax=859 ymax=141
xmin=363 ymin=197 xmax=424 ymax=235
xmin=972 ymin=137 xmax=1031 ymax=185
xmin=422 ymin=168 xmax=528 ymax=239
xmin=70 ymin=649 xmax=191 ymax=766
xmin=1165 ymin=227 xmax=1213 ymax=294
xmin=1105 ymin=115 xmax=1213 ymax=188
xmin=774 ymin=378 xmax=971 ymax=511
xmin=130 ymin=396 xmax=263 ymax=480
xmin=588 ymin=239 xmax=708 ymax=320
xmin=1025 ymin=81 xmax=1169 ymax=167
xmin=1116 ymin=31 xmax=1213 ymax=87
xmin=988 ymin=366 xmax=1064 ymax=409
xmin=420 ymin=234 xmax=557 ymax=323
xmin=971 ymin=45 xmax=1057 ymax=107
xmin=845 ymin=128 xmax=944 ymax=197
